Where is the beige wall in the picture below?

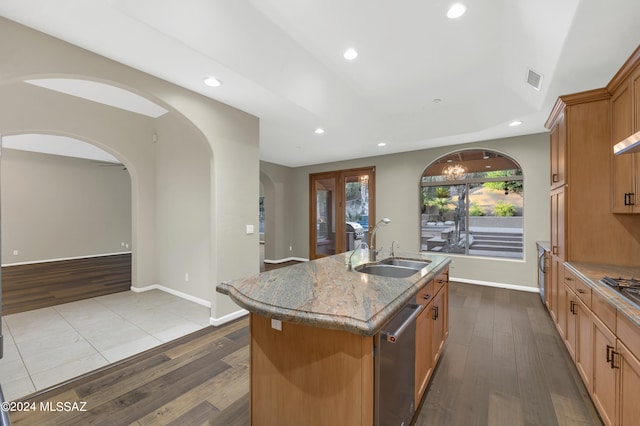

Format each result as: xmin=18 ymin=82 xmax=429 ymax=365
xmin=267 ymin=133 xmax=550 ymax=290
xmin=1 ymin=149 xmax=131 ymax=262
xmin=0 ymin=18 xmax=259 ymax=320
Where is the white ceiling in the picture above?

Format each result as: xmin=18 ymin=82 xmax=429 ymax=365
xmin=1 ymin=0 xmax=640 ymax=167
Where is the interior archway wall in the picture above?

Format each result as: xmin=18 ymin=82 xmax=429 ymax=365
xmin=0 ymin=18 xmax=260 ymax=321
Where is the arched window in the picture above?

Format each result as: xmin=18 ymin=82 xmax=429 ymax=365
xmin=420 ymin=149 xmax=523 ymax=259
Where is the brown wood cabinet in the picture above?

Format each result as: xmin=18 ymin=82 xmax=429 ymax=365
xmin=554 ymin=266 xmax=640 ymax=426
xmin=610 ymin=70 xmax=640 ymax=213
xmin=618 ymin=339 xmax=640 ymax=425
xmin=550 ymin=111 xmax=566 ymax=189
xmin=592 ymin=313 xmax=617 ymax=426
xmin=414 ymin=273 xmax=448 ymax=409
xmin=546 ymin=44 xmax=640 ymax=426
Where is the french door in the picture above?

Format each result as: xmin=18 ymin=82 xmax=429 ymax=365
xmin=309 ymin=167 xmax=375 ymax=259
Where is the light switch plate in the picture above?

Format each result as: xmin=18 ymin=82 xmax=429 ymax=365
xmin=246 ymin=224 xmax=254 ymax=234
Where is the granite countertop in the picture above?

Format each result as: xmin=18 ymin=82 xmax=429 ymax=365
xmin=217 ymin=250 xmax=451 ymax=336
xmin=565 ymin=262 xmax=640 ymax=326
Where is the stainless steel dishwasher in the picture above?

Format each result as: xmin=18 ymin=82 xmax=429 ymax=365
xmin=375 ymin=303 xmax=424 ymax=426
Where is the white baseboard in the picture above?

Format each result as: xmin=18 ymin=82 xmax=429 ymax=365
xmin=451 ymin=277 xmax=539 ymax=293
xmin=210 ymin=309 xmax=249 ymax=326
xmin=263 ymin=257 xmax=308 ymax=264
xmin=131 ymin=284 xmax=211 ymax=308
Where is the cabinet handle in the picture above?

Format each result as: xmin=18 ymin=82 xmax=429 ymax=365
xmin=552 ymin=246 xmax=558 ymax=255
xmin=577 ymin=288 xmax=586 ymax=294
xmin=552 ymin=173 xmax=559 ymax=183
xmin=432 ymin=305 xmax=439 ymax=320
xmin=569 ymin=301 xmax=576 ymax=315
xmin=606 ymin=345 xmax=619 ymax=369
xmin=625 ymin=193 xmax=636 ymax=206
xmin=423 ymin=294 xmax=431 ymax=301
xmin=566 ymin=277 xmax=573 ymax=281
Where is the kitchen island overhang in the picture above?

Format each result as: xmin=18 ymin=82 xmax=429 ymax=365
xmin=217 ymin=251 xmax=451 ymax=336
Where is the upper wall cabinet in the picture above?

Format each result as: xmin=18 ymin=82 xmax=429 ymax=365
xmin=609 ymin=48 xmax=640 ymax=214
xmin=550 ymin=112 xmax=566 ymax=189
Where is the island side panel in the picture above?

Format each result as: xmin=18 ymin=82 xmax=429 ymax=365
xmin=250 ymin=313 xmax=374 ymax=426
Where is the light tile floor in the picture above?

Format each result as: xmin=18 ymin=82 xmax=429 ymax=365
xmin=0 ymin=290 xmax=210 ymax=402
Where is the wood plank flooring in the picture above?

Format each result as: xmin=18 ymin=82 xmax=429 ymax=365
xmin=2 ymin=254 xmax=131 ymax=315
xmin=8 ymin=282 xmax=603 ymax=426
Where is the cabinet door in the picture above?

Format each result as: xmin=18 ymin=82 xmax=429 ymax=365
xmin=550 ymin=187 xmax=566 ymax=259
xmin=592 ymin=315 xmax=617 ymax=426
xmin=431 ymin=289 xmax=446 ymax=367
xmin=575 ymin=298 xmax=593 ymax=390
xmin=565 ymin=285 xmax=577 ymax=361
xmin=611 ymin=79 xmax=638 ymax=213
xmin=618 ymin=339 xmax=640 ymax=426
xmin=415 ymin=302 xmax=433 ymax=408
xmin=550 ymin=112 xmax=566 ymax=188
xmin=548 ymin=255 xmax=561 ymax=322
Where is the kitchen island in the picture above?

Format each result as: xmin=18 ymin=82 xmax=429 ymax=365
xmin=217 ymin=250 xmax=451 ymax=426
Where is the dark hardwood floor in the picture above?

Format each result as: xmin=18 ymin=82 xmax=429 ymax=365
xmin=2 ymin=253 xmax=131 ymax=315
xmin=9 ymin=281 xmax=602 ymax=426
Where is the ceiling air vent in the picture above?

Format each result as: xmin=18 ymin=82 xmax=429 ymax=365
xmin=526 ymin=69 xmax=543 ymax=91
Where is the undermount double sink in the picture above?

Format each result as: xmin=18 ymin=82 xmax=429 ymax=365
xmin=355 ymin=257 xmax=432 ymax=278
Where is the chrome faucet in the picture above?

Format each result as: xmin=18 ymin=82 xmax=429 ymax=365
xmin=347 ymin=242 xmax=368 ymax=270
xmin=391 ymin=240 xmax=399 ymax=257
xmin=369 ymin=217 xmax=391 ymax=261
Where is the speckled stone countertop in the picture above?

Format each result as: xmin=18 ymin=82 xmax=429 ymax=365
xmin=565 ymin=262 xmax=640 ymax=327
xmin=217 ymin=251 xmax=451 ymax=336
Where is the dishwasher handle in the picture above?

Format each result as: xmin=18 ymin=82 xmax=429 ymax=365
xmin=380 ymin=303 xmax=424 ymax=343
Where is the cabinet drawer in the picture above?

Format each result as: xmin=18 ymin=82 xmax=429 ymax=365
xmin=592 ymin=291 xmax=616 ymax=333
xmin=564 ymin=267 xmax=577 ymax=291
xmin=574 ymin=279 xmax=592 ymax=308
xmin=416 ymin=280 xmax=435 ymax=306
xmin=433 ymin=268 xmax=449 ymax=294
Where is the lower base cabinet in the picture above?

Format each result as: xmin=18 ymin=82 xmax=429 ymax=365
xmin=415 ymin=279 xmax=448 ymax=410
xmin=551 ymin=265 xmax=640 ymax=426
xmin=592 ymin=312 xmax=617 ymax=426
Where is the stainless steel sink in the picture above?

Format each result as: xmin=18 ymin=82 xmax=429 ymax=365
xmin=355 ymin=263 xmax=421 ymax=278
xmin=378 ymin=258 xmax=431 ymax=270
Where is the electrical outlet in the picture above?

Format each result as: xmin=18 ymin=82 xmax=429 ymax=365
xmin=271 ymin=319 xmax=282 ymax=331
xmin=289 ymin=246 xmax=292 ymax=251
xmin=13 ymin=249 xmax=18 ymax=256
xmin=185 ymin=273 xmax=189 ymax=282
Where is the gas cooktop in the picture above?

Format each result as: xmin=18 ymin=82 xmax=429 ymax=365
xmin=602 ymin=276 xmax=640 ymax=308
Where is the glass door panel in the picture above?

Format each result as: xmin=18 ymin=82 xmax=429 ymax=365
xmin=344 ymin=169 xmax=375 ymax=252
xmin=311 ymin=175 xmax=340 ymax=259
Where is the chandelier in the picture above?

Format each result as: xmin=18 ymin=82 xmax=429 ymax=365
xmin=442 ymin=163 xmax=468 ymax=180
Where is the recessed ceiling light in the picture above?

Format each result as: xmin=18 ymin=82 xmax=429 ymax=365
xmin=432 ymin=98 xmax=442 ymax=104
xmin=378 ymin=142 xmax=387 ymax=147
xmin=343 ymin=48 xmax=358 ymax=60
xmin=447 ymin=3 xmax=467 ymax=19
xmin=314 ymin=128 xmax=325 ymax=134
xmin=509 ymin=120 xmax=523 ymax=127
xmin=203 ymin=76 xmax=222 ymax=87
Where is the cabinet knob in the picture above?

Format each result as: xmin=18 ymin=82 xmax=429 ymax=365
xmin=577 ymin=288 xmax=586 ymax=294
xmin=423 ymin=294 xmax=431 ymax=301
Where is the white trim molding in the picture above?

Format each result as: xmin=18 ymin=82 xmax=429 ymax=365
xmin=263 ymin=257 xmax=308 ymax=264
xmin=131 ymin=284 xmax=211 ymax=307
xmin=451 ymin=277 xmax=539 ymax=293
xmin=210 ymin=309 xmax=249 ymax=327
